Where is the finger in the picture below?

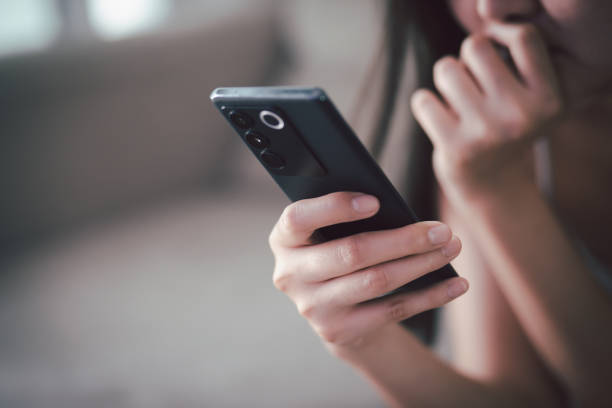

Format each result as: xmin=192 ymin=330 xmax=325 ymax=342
xmin=411 ymin=89 xmax=456 ymax=147
xmin=296 ymin=221 xmax=453 ymax=282
xmin=432 ymin=56 xmax=484 ymax=120
xmin=460 ymin=34 xmax=521 ymax=97
xmin=351 ymin=277 xmax=469 ymax=330
xmin=315 ymin=235 xmax=462 ymax=306
xmin=269 ymin=191 xmax=379 ymax=249
xmin=321 ymin=277 xmax=469 ymax=343
xmin=484 ymin=22 xmax=558 ymax=94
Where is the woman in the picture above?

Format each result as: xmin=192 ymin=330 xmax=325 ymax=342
xmin=268 ymin=0 xmax=612 ymax=406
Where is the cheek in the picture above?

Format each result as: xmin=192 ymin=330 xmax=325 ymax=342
xmin=540 ymin=0 xmax=612 ymax=98
xmin=542 ymin=0 xmax=612 ymax=66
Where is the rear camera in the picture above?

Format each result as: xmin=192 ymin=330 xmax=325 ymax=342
xmin=245 ymin=131 xmax=270 ymax=150
xmin=259 ymin=110 xmax=284 ymax=130
xmin=229 ymin=110 xmax=253 ymax=129
xmin=260 ymin=150 xmax=285 ymax=169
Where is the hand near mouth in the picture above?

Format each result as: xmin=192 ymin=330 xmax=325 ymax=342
xmin=411 ymin=21 xmax=563 ymax=206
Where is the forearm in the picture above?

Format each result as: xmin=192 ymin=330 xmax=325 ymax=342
xmin=460 ymin=181 xmax=612 ymax=403
xmin=330 ymin=324 xmax=555 ymax=408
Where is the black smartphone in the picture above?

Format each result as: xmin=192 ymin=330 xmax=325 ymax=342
xmin=210 ymin=86 xmax=457 ymax=293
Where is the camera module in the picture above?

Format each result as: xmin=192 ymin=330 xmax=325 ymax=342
xmin=245 ymin=131 xmax=270 ymax=150
xmin=259 ymin=110 xmax=284 ymax=130
xmin=229 ymin=110 xmax=253 ymax=129
xmin=260 ymin=150 xmax=285 ymax=170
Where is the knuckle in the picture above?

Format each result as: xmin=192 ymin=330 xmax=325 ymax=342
xmin=503 ymin=104 xmax=533 ymax=137
xmin=280 ymin=202 xmax=304 ymax=234
xmin=327 ymin=191 xmax=353 ymax=209
xmin=386 ymin=297 xmax=411 ymax=322
xmin=296 ymin=299 xmax=316 ymax=319
xmin=362 ymin=267 xmax=390 ymax=295
xmin=472 ymin=119 xmax=494 ymax=139
xmin=272 ymin=274 xmax=289 ymax=292
xmin=337 ymin=235 xmax=364 ymax=269
xmin=268 ymin=227 xmax=280 ymax=250
xmin=272 ymin=264 xmax=292 ymax=292
xmin=460 ymin=34 xmax=489 ymax=60
xmin=317 ymin=326 xmax=341 ymax=344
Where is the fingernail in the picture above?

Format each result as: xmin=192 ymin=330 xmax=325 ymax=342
xmin=352 ymin=195 xmax=379 ymax=213
xmin=428 ymin=224 xmax=451 ymax=245
xmin=447 ymin=279 xmax=468 ymax=299
xmin=441 ymin=236 xmax=461 ymax=257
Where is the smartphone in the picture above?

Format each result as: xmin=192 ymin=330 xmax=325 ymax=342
xmin=210 ymin=86 xmax=457 ymax=293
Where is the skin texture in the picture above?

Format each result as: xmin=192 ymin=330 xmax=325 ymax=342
xmin=269 ymin=0 xmax=612 ymax=406
xmin=449 ymin=0 xmax=612 ymax=105
xmin=269 ymin=192 xmax=467 ymax=348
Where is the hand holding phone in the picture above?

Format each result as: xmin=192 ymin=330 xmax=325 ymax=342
xmin=210 ymin=87 xmax=467 ymax=346
xmin=269 ymin=190 xmax=465 ymax=348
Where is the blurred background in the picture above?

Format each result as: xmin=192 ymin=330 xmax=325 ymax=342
xmin=0 ymin=0 xmax=391 ymax=406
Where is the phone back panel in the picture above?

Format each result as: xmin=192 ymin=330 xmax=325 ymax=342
xmin=211 ymin=87 xmax=456 ymax=291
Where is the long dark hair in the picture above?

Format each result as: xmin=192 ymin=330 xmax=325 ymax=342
xmin=369 ymin=0 xmax=465 ymax=344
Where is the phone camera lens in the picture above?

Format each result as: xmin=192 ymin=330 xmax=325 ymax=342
xmin=229 ymin=110 xmax=253 ymax=129
xmin=259 ymin=110 xmax=284 ymax=130
xmin=260 ymin=150 xmax=285 ymax=170
xmin=245 ymin=131 xmax=270 ymax=149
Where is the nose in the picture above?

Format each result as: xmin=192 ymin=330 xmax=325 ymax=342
xmin=476 ymin=0 xmax=540 ymax=22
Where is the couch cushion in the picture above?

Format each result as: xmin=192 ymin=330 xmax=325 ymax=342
xmin=0 ymin=10 xmax=287 ymax=248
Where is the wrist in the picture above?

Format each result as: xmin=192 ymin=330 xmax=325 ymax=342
xmin=463 ymin=178 xmax=541 ymax=214
xmin=434 ymin=141 xmax=541 ymax=212
xmin=441 ymin=168 xmax=541 ymax=217
xmin=323 ymin=324 xmax=414 ymax=365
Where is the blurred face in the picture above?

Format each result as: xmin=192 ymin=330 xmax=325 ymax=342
xmin=447 ymin=0 xmax=612 ymax=105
